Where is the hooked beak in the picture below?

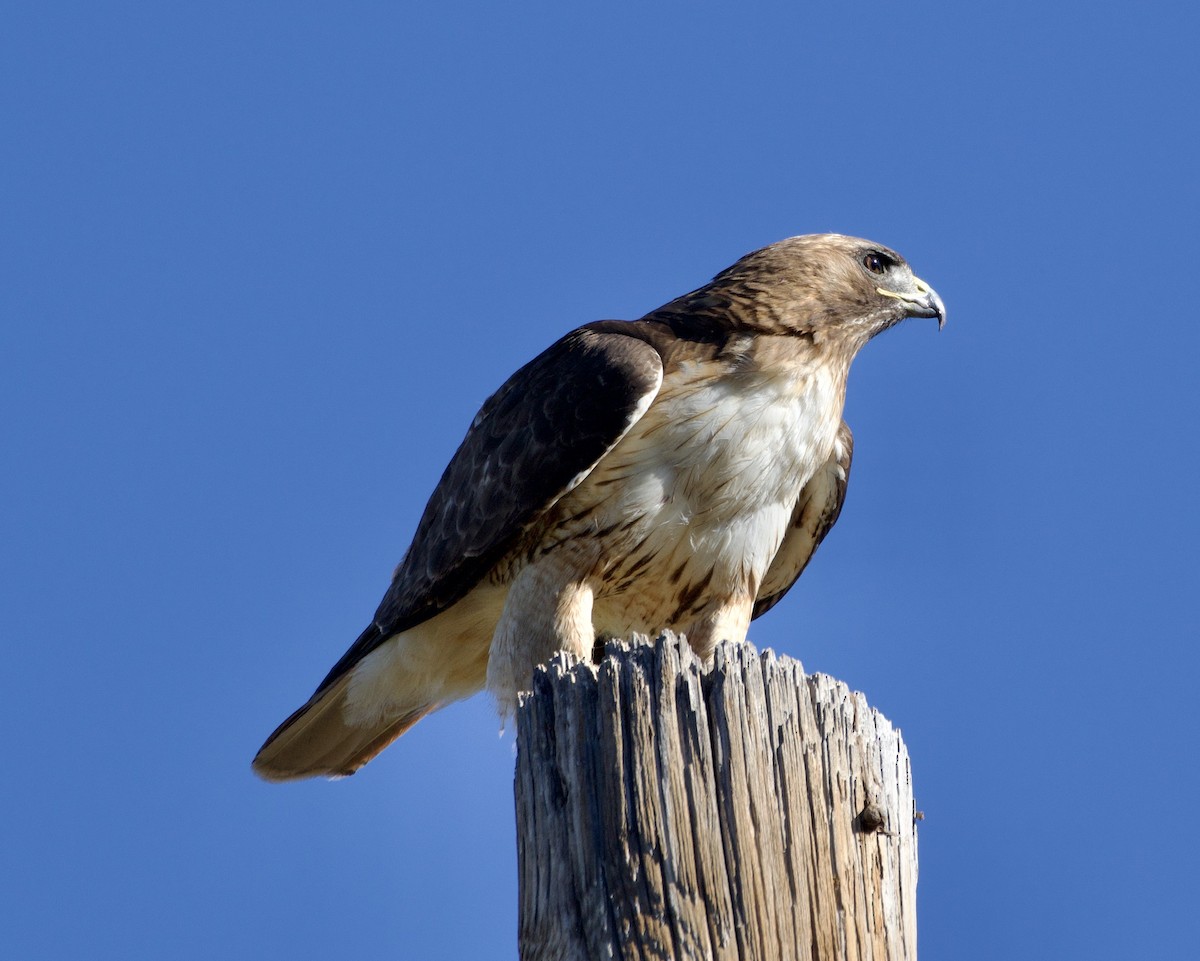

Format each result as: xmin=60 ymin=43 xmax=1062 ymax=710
xmin=877 ymin=275 xmax=946 ymax=330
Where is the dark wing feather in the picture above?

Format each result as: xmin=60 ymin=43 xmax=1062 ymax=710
xmin=752 ymin=421 xmax=853 ymax=619
xmin=311 ymin=323 xmax=664 ymax=694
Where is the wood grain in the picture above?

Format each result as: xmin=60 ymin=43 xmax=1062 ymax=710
xmin=515 ymin=633 xmax=917 ymax=961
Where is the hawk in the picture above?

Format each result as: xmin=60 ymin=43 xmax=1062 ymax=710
xmin=253 ymin=233 xmax=944 ymax=781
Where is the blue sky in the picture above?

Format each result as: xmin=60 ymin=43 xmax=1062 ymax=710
xmin=3 ymin=2 xmax=1197 ymax=957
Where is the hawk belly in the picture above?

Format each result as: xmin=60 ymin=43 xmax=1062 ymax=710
xmin=485 ymin=357 xmax=845 ymax=710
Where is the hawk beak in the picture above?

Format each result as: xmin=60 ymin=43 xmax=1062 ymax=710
xmin=877 ymin=276 xmax=946 ymax=330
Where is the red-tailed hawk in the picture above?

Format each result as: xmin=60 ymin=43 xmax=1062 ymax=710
xmin=253 ymin=234 xmax=944 ymax=780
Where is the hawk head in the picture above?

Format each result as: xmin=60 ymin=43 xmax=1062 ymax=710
xmin=648 ymin=233 xmax=945 ymax=351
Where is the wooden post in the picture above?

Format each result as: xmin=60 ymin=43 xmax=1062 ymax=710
xmin=514 ymin=633 xmax=918 ymax=961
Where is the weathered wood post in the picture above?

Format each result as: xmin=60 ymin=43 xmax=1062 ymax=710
xmin=514 ymin=633 xmax=918 ymax=961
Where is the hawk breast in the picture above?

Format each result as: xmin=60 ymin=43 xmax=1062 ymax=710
xmin=544 ymin=354 xmax=846 ymax=637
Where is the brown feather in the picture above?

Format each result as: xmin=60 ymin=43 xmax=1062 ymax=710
xmin=252 ymin=672 xmax=432 ymax=781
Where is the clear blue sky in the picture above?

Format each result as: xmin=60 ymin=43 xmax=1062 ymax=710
xmin=3 ymin=2 xmax=1196 ymax=958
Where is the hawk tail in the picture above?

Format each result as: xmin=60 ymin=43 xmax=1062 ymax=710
xmin=251 ymin=673 xmax=431 ymax=781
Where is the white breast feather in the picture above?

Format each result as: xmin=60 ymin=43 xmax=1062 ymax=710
xmin=488 ymin=356 xmax=846 ymax=711
xmin=583 ymin=360 xmax=844 ymax=626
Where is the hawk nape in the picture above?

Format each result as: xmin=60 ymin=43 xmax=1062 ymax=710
xmin=253 ymin=233 xmax=944 ymax=781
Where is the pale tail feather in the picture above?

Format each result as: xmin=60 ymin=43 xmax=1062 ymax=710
xmin=252 ymin=672 xmax=431 ymax=782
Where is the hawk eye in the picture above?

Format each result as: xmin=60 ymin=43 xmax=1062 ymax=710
xmin=863 ymin=252 xmax=888 ymax=275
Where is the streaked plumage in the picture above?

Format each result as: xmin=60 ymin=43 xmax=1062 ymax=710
xmin=253 ymin=233 xmax=944 ymax=780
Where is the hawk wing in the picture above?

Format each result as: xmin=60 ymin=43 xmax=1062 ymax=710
xmin=752 ymin=421 xmax=853 ymax=619
xmin=311 ymin=323 xmax=665 ymax=694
